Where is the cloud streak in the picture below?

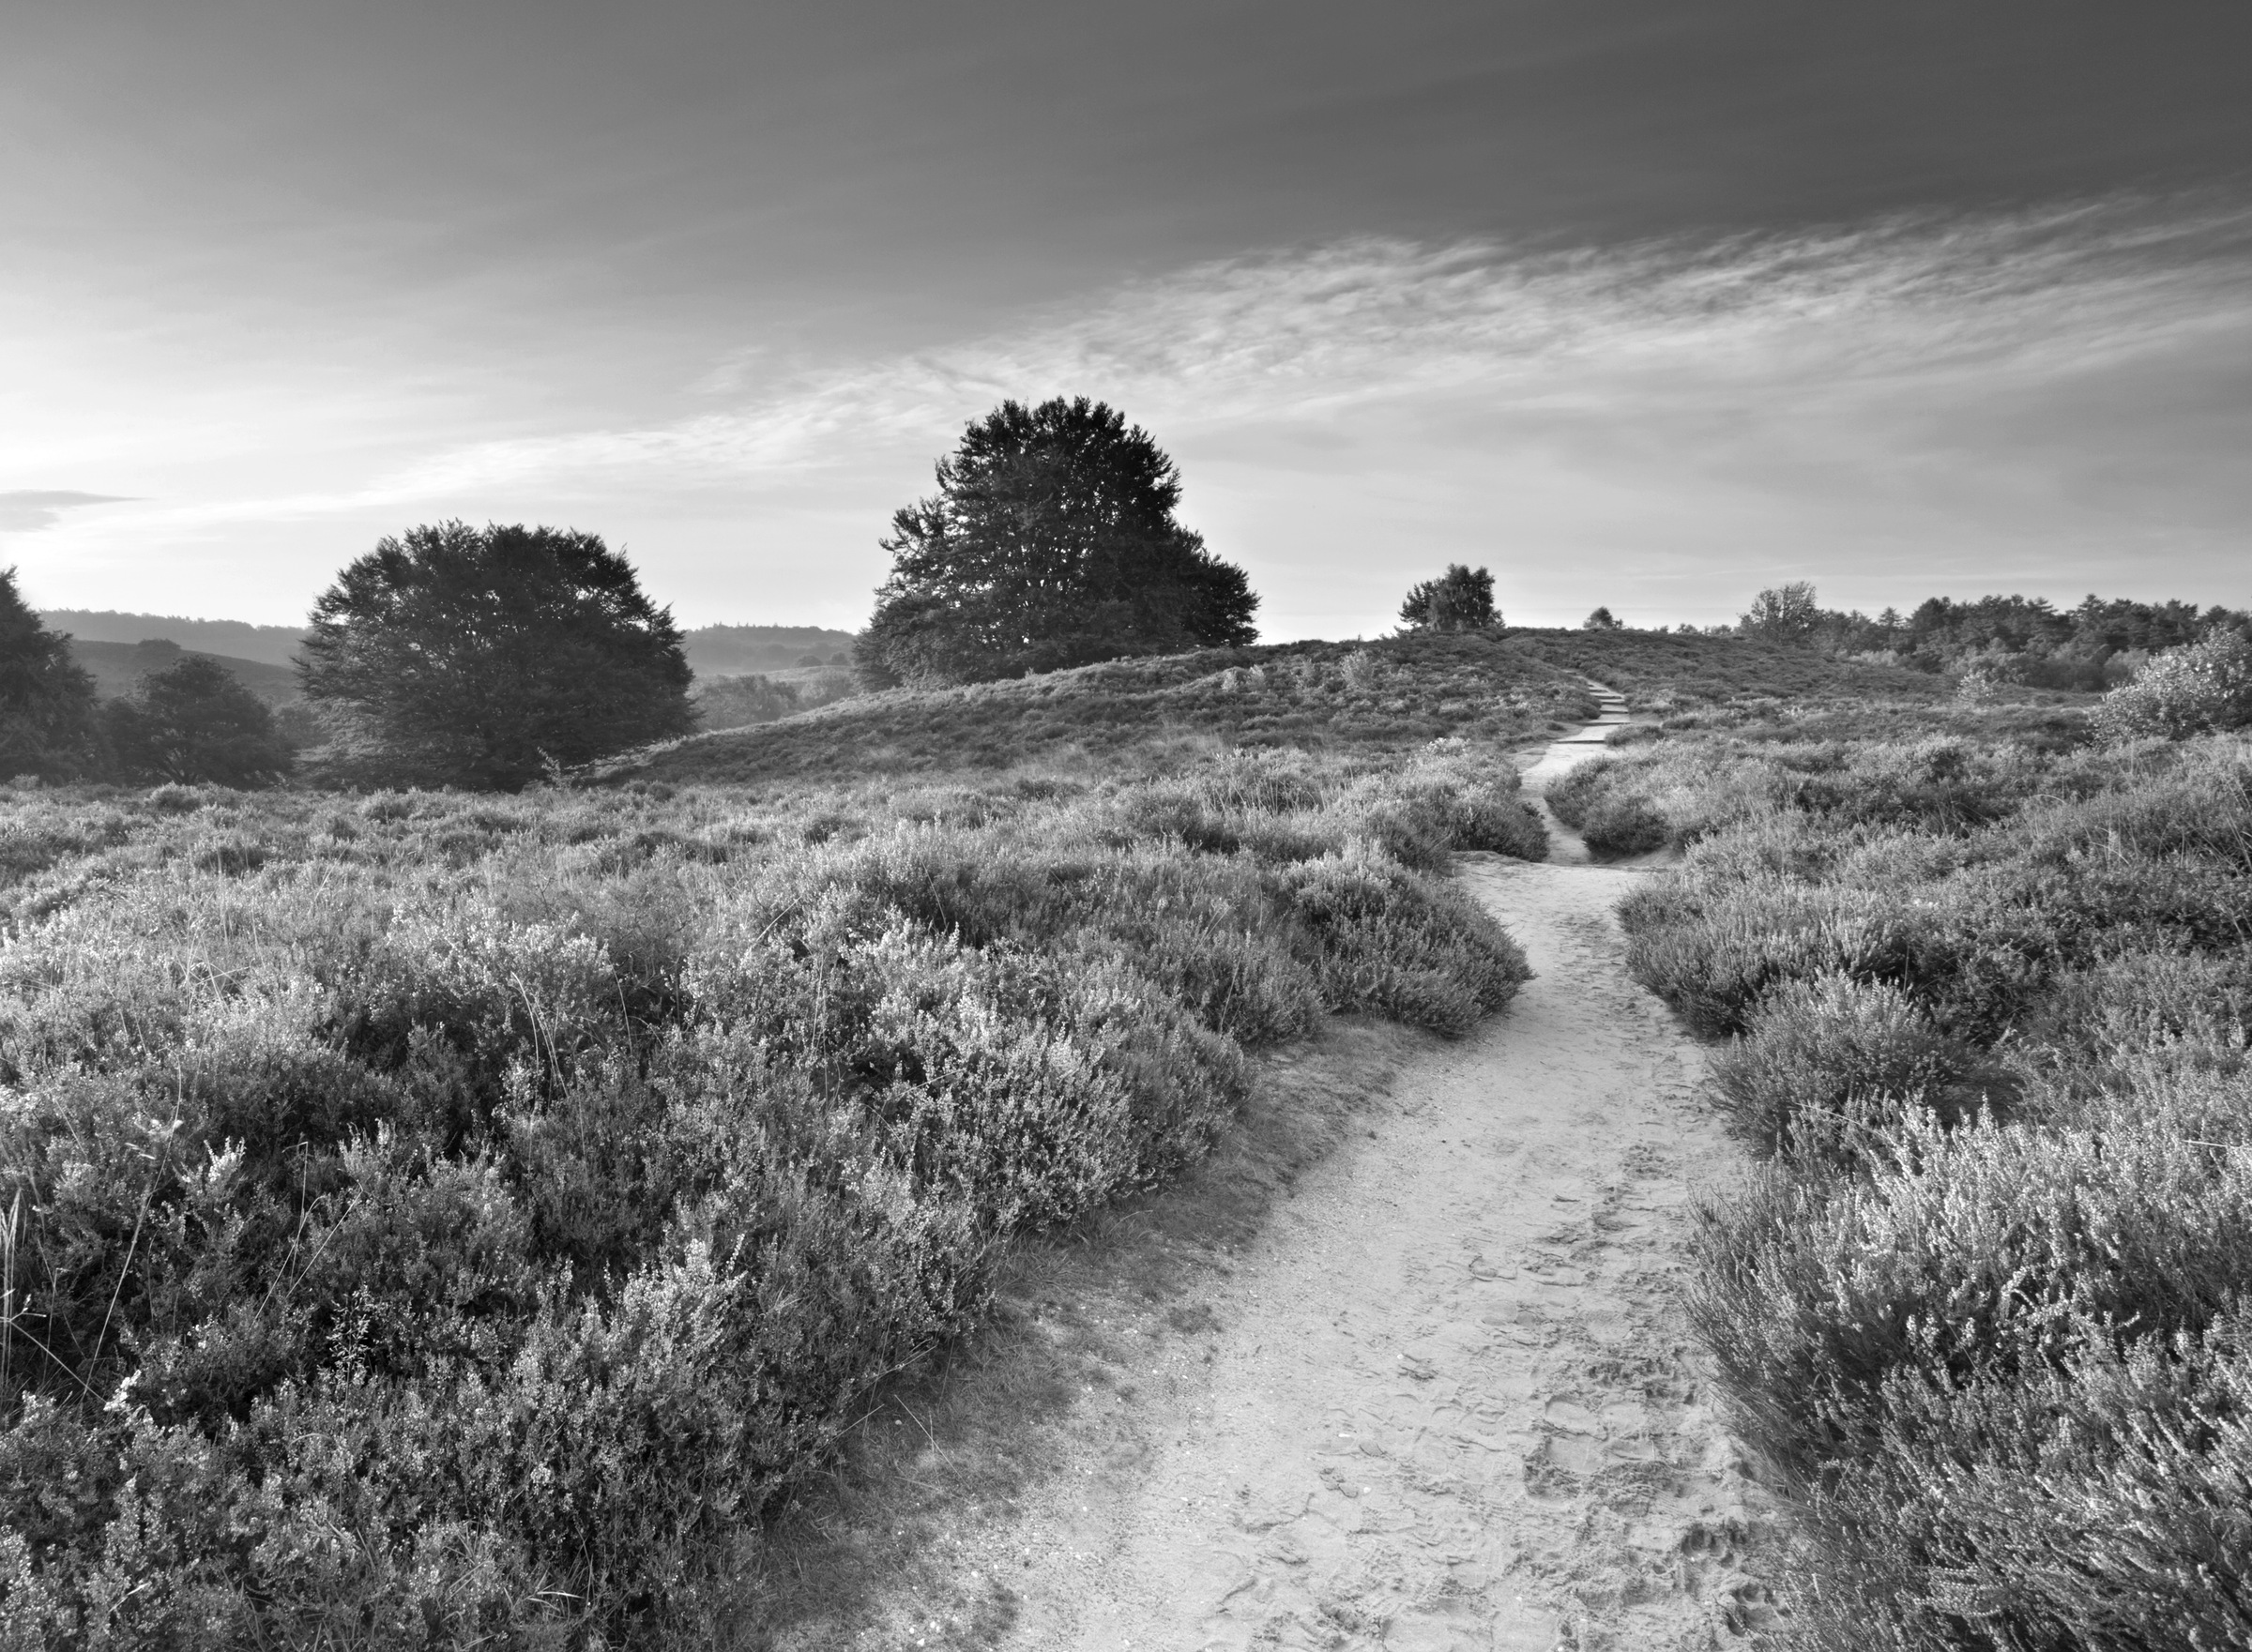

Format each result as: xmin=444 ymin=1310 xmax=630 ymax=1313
xmin=0 ymin=490 xmax=135 ymax=533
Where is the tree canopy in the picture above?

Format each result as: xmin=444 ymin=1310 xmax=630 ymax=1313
xmin=1583 ymin=606 xmax=1623 ymax=630
xmin=297 ymin=523 xmax=695 ymax=790
xmin=857 ymin=398 xmax=1258 ymax=688
xmin=1738 ymin=581 xmax=1820 ymax=642
xmin=0 ymin=568 xmax=102 ymax=781
xmin=104 ymin=654 xmax=295 ymax=786
xmin=1398 ymin=565 xmax=1499 ymax=632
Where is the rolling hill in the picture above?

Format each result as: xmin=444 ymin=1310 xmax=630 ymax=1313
xmin=595 ymin=628 xmax=1955 ymax=788
xmin=41 ymin=610 xmax=307 ymax=668
xmin=41 ymin=610 xmax=854 ymax=682
xmin=66 ymin=639 xmax=303 ymax=705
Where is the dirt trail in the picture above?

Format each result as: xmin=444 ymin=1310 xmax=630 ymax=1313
xmin=971 ymin=706 xmax=1772 ymax=1650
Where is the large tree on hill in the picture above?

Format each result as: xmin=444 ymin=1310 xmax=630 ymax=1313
xmin=104 ymin=655 xmax=295 ymax=787
xmin=297 ymin=523 xmax=695 ymax=790
xmin=857 ymin=398 xmax=1258 ymax=688
xmin=1398 ymin=565 xmax=1499 ymax=632
xmin=0 ymin=568 xmax=104 ymax=781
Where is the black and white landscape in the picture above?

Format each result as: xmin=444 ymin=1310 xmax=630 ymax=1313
xmin=2 ymin=5 xmax=2249 ymax=1648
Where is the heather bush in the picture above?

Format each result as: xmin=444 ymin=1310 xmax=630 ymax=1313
xmin=1643 ymin=720 xmax=2252 ymax=1648
xmin=1705 ymin=973 xmax=1984 ymax=1161
xmin=1788 ymin=1319 xmax=2252 ymax=1652
xmin=1621 ymin=874 xmax=1937 ymax=1038
xmin=1693 ymin=1080 xmax=2252 ymax=1489
xmin=2092 ymin=630 xmax=2252 ymax=741
xmin=0 ymin=746 xmax=1532 ymax=1641
xmin=1696 ymin=1072 xmax=2252 ymax=1650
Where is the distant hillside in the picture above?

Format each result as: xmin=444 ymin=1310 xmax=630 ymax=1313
xmin=40 ymin=610 xmax=306 ymax=668
xmin=600 ymin=632 xmax=1590 ymax=786
xmin=43 ymin=612 xmax=853 ymax=681
xmin=1499 ymin=627 xmax=1955 ymax=705
xmin=67 ymin=640 xmax=302 ymax=706
xmin=598 ymin=628 xmax=1958 ymax=788
xmin=682 ymin=624 xmax=859 ymax=676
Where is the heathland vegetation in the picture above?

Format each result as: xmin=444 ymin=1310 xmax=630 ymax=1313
xmin=0 ymin=738 xmax=1542 ymax=1644
xmin=9 ymin=389 xmax=2252 ymax=1646
xmin=1540 ymin=666 xmax=2252 ymax=1647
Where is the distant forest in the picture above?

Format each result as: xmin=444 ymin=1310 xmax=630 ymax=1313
xmin=1779 ymin=592 xmax=2252 ymax=690
xmin=41 ymin=611 xmax=859 ymax=680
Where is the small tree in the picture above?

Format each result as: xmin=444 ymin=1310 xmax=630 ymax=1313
xmin=859 ymin=398 xmax=1258 ymax=688
xmin=105 ymin=655 xmax=295 ymax=786
xmin=1398 ymin=565 xmax=1499 ymax=632
xmin=1583 ymin=606 xmax=1623 ymax=630
xmin=1739 ymin=582 xmax=1820 ymax=643
xmin=0 ymin=568 xmax=103 ymax=781
xmin=298 ymin=522 xmax=695 ymax=790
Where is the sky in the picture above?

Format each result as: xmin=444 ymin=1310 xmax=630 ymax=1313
xmin=4 ymin=0 xmax=2248 ymax=638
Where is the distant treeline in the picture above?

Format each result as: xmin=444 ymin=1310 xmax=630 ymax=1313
xmin=1792 ymin=592 xmax=2251 ymax=690
xmin=41 ymin=610 xmax=857 ymax=682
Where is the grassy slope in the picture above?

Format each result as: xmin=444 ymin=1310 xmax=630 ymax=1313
xmin=605 ymin=629 xmax=1947 ymax=790
xmin=1497 ymin=627 xmax=1955 ymax=709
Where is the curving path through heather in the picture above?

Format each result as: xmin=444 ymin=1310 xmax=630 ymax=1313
xmin=753 ymin=693 xmax=1773 ymax=1651
xmin=968 ymin=692 xmax=1774 ymax=1650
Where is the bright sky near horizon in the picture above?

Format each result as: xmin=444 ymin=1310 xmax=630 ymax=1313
xmin=5 ymin=1 xmax=2248 ymax=638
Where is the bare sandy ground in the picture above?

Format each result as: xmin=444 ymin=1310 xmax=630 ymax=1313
xmin=747 ymin=703 xmax=1773 ymax=1650
xmin=981 ymin=853 xmax=1773 ymax=1651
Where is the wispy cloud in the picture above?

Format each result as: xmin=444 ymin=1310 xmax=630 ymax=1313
xmin=213 ymin=199 xmax=2224 ymax=508
xmin=0 ymin=490 xmax=136 ymax=533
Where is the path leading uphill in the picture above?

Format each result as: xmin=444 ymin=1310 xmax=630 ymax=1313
xmin=972 ymin=693 xmax=1773 ymax=1650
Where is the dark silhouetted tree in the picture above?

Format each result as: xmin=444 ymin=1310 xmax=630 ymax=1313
xmin=858 ymin=398 xmax=1258 ymax=687
xmin=0 ymin=568 xmax=104 ymax=781
xmin=1398 ymin=565 xmax=1498 ymax=632
xmin=1583 ymin=606 xmax=1623 ymax=630
xmin=104 ymin=655 xmax=295 ymax=786
xmin=297 ymin=522 xmax=694 ymax=790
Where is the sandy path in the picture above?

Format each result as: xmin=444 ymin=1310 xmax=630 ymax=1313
xmin=977 ymin=711 xmax=1772 ymax=1651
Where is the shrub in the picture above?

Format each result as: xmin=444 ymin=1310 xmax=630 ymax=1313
xmin=1782 ymin=1315 xmax=2252 ymax=1652
xmin=1644 ymin=717 xmax=2252 ymax=1649
xmin=1457 ymin=794 xmax=1549 ymax=860
xmin=2092 ymin=631 xmax=2252 ymax=741
xmin=1693 ymin=1083 xmax=2252 ymax=1491
xmin=1578 ymin=794 xmax=1667 ymax=857
xmin=1269 ymin=850 xmax=1530 ymax=1036
xmin=1704 ymin=973 xmax=1981 ymax=1160
xmin=1696 ymin=1071 xmax=2252 ymax=1650
xmin=1621 ymin=877 xmax=1934 ymax=1038
xmin=0 ymin=749 xmax=1536 ymax=1639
